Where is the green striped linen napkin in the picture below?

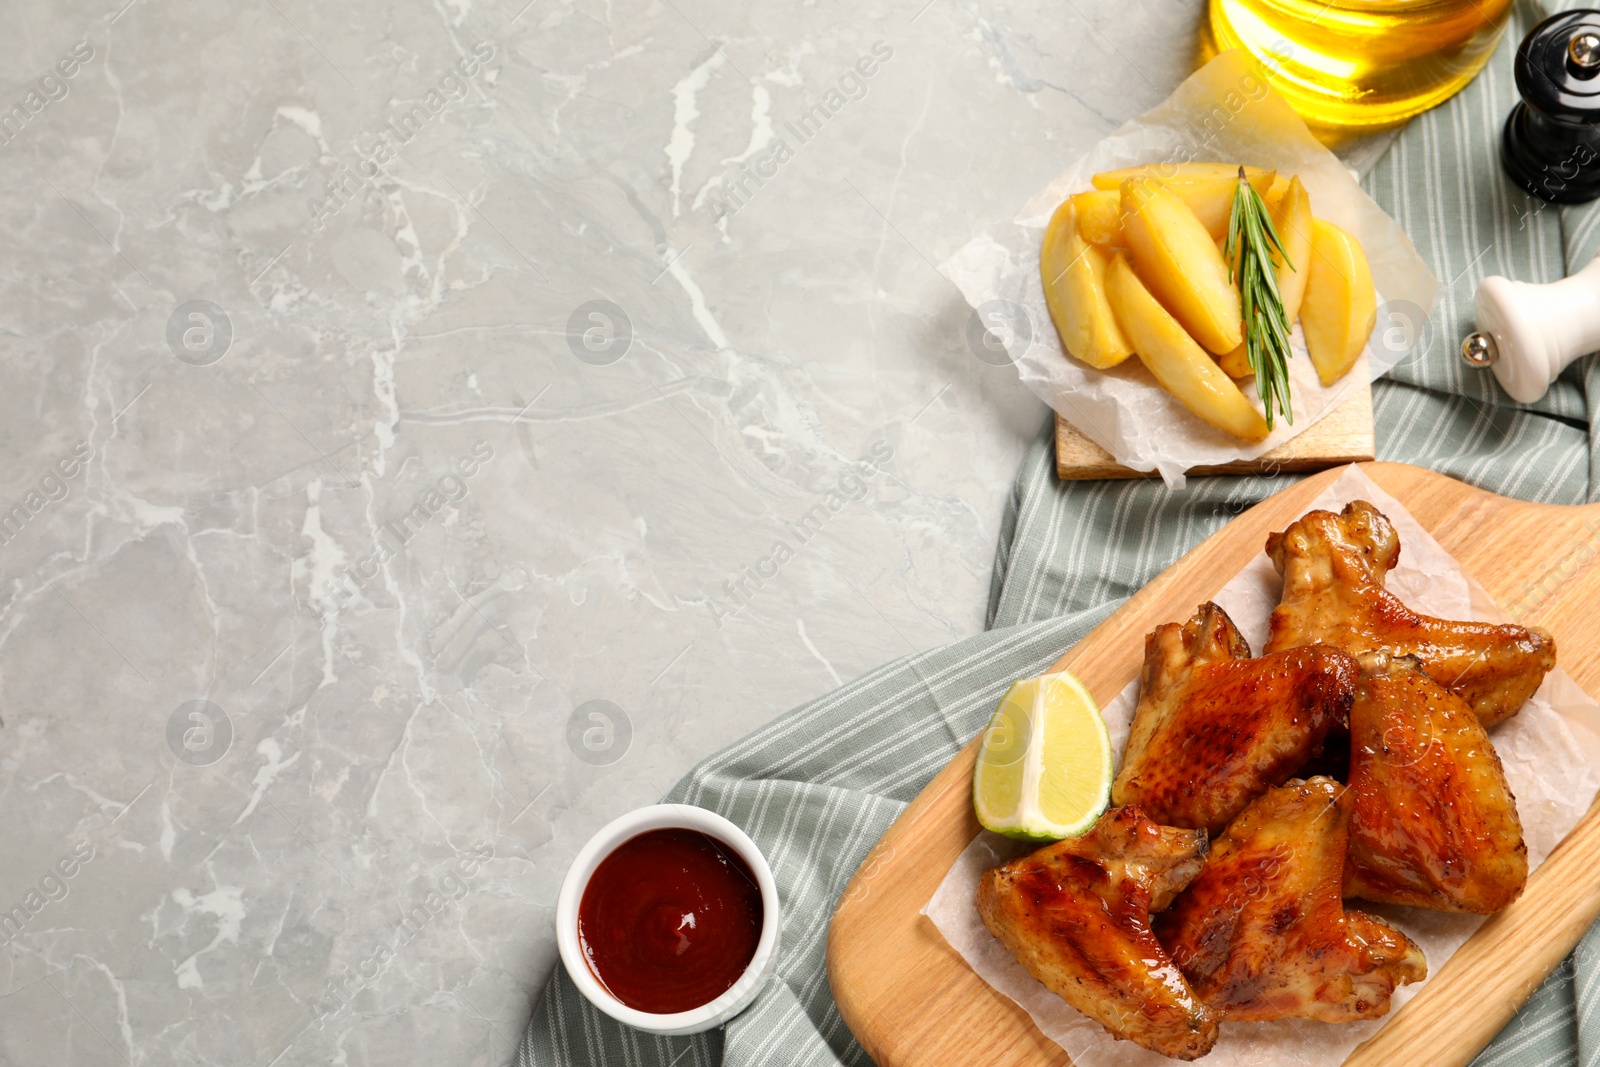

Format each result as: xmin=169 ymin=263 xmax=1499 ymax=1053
xmin=518 ymin=1 xmax=1600 ymax=1063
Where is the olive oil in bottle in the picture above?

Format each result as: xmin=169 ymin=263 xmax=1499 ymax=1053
xmin=1208 ymin=0 xmax=1513 ymax=130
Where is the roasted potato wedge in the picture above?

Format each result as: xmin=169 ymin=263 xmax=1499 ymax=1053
xmin=1301 ymin=219 xmax=1376 ymax=386
xmin=1041 ymin=201 xmax=1135 ymax=369
xmin=1264 ymin=174 xmax=1290 ymax=212
xmin=1272 ymin=176 xmax=1314 ymax=326
xmin=1106 ymin=252 xmax=1270 ymax=442
xmin=1092 ymin=162 xmax=1272 ymax=190
xmin=1121 ymin=178 xmax=1244 ymax=355
xmin=1216 ymin=344 xmax=1252 ymax=379
xmin=1075 ymin=171 xmax=1275 ymax=246
xmin=1173 ymin=171 xmax=1276 ymax=240
xmin=1071 ymin=189 xmax=1125 ymax=246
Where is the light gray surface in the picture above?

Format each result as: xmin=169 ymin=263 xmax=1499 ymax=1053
xmin=0 ymin=1 xmax=1202 ymax=1063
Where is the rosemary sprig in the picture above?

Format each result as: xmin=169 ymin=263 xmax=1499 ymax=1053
xmin=1224 ymin=166 xmax=1295 ymax=430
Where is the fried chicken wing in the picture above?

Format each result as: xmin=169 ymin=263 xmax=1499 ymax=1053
xmin=978 ymin=807 xmax=1218 ymax=1060
xmin=1265 ymin=501 xmax=1555 ymax=727
xmin=1157 ymin=778 xmax=1426 ymax=1022
xmin=1114 ymin=602 xmax=1358 ymax=833
xmin=1345 ymin=654 xmax=1527 ymax=912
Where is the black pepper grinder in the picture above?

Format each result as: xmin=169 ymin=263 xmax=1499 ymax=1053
xmin=1502 ymin=9 xmax=1600 ymax=204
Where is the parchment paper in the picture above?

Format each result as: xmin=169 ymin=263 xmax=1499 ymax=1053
xmin=923 ymin=465 xmax=1600 ymax=1067
xmin=942 ymin=51 xmax=1440 ymax=488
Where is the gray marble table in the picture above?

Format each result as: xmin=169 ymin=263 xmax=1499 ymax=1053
xmin=0 ymin=1 xmax=1204 ymax=1063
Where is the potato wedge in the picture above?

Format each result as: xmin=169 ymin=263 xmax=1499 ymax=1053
xmin=1172 ymin=171 xmax=1276 ymax=240
xmin=1272 ymin=176 xmax=1314 ymax=326
xmin=1041 ymin=201 xmax=1134 ymax=369
xmin=1078 ymin=172 xmax=1275 ymax=245
xmin=1216 ymin=343 xmax=1252 ymax=379
xmin=1071 ymin=189 xmax=1125 ymax=246
xmin=1106 ymin=252 xmax=1270 ymax=442
xmin=1121 ymin=178 xmax=1244 ymax=355
xmin=1264 ymin=174 xmax=1290 ymax=212
xmin=1092 ymin=162 xmax=1272 ymax=190
xmin=1300 ymin=218 xmax=1376 ymax=386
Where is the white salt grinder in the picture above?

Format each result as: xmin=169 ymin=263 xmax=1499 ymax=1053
xmin=1460 ymin=255 xmax=1600 ymax=402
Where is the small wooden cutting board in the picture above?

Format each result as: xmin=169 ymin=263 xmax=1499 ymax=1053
xmin=1055 ymin=379 xmax=1375 ymax=480
xmin=827 ymin=462 xmax=1600 ymax=1067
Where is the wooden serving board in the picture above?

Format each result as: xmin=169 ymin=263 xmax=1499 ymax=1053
xmin=827 ymin=462 xmax=1600 ymax=1067
xmin=1054 ymin=379 xmax=1375 ymax=480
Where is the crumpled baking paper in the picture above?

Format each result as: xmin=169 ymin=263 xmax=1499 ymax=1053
xmin=923 ymin=465 xmax=1600 ymax=1067
xmin=941 ymin=50 xmax=1440 ymax=488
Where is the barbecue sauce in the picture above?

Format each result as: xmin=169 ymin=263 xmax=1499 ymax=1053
xmin=577 ymin=828 xmax=763 ymax=1014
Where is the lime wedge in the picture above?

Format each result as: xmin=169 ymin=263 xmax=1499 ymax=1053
xmin=973 ymin=671 xmax=1112 ymax=841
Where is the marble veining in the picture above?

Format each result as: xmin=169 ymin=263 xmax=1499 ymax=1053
xmin=0 ymin=0 xmax=1202 ymax=1063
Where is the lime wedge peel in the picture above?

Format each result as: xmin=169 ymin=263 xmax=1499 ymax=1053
xmin=972 ymin=670 xmax=1113 ymax=841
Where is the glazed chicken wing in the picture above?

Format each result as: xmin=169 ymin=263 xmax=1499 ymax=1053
xmin=1114 ymin=602 xmax=1358 ymax=833
xmin=1265 ymin=501 xmax=1555 ymax=727
xmin=1157 ymin=778 xmax=1426 ymax=1022
xmin=1345 ymin=654 xmax=1527 ymax=912
xmin=978 ymin=807 xmax=1218 ymax=1060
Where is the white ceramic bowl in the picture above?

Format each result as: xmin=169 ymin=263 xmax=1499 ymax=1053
xmin=555 ymin=803 xmax=780 ymax=1035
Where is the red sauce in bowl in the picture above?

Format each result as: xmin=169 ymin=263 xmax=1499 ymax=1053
xmin=577 ymin=827 xmax=764 ymax=1014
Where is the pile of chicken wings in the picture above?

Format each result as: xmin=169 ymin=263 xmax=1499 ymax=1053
xmin=977 ymin=501 xmax=1557 ymax=1060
